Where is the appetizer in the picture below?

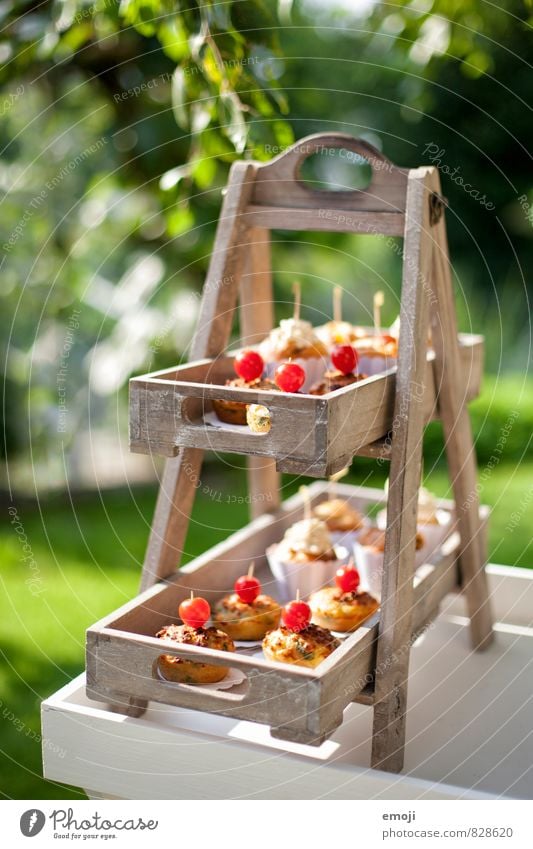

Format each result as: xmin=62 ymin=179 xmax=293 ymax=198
xmin=262 ymin=596 xmax=340 ymax=668
xmin=214 ymin=564 xmax=280 ymax=641
xmin=156 ymin=594 xmax=235 ymax=684
xmin=212 ymin=350 xmax=278 ymax=426
xmin=309 ymin=563 xmax=379 ymax=632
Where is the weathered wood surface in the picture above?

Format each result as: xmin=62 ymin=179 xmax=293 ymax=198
xmin=86 ymin=482 xmax=477 ymax=746
xmin=129 ymin=335 xmax=483 ymax=476
xmin=239 ymin=226 xmax=281 ymax=517
xmin=427 ymin=170 xmax=493 ymax=651
xmin=371 ymin=167 xmax=435 ymax=773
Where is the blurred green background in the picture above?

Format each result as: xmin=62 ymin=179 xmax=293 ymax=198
xmin=1 ymin=0 xmax=532 ymax=798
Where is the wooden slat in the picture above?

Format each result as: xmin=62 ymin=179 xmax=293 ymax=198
xmin=239 ymin=226 xmax=281 ymax=517
xmin=371 ymin=167 xmax=435 ymax=773
xmin=428 ymin=170 xmax=493 ymax=650
xmin=243 ymin=205 xmax=405 ymax=236
xmin=139 ymin=161 xmax=257 ymax=592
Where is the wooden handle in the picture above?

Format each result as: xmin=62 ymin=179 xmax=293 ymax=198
xmin=252 ymin=133 xmax=408 ymax=212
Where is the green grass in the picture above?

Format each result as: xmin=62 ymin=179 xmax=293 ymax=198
xmin=1 ymin=459 xmax=532 ymax=799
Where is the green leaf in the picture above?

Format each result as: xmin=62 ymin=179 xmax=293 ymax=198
xmin=171 ymin=67 xmax=189 ymax=129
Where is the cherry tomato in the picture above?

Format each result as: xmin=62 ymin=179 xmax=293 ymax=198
xmin=282 ymin=599 xmax=311 ymax=632
xmin=274 ymin=362 xmax=306 ymax=393
xmin=234 ymin=575 xmax=261 ymax=604
xmin=331 ymin=344 xmax=358 ymax=375
xmin=179 ymin=596 xmax=210 ymax=629
xmin=234 ymin=350 xmax=264 ymax=382
xmin=335 ymin=564 xmax=361 ymax=594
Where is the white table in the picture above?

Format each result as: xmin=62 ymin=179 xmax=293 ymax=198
xmin=41 ymin=565 xmax=533 ymax=800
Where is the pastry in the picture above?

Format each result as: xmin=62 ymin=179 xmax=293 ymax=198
xmin=357 ymin=526 xmax=424 ymax=552
xmin=266 ymin=515 xmax=349 ymax=601
xmin=214 ymin=565 xmax=280 ymax=641
xmin=213 ymin=377 xmax=278 ymax=426
xmin=246 ymin=403 xmax=271 ymax=433
xmin=377 ymin=486 xmax=452 ymax=560
xmin=262 ymin=597 xmax=340 ymax=668
xmin=156 ymin=595 xmax=234 ymax=684
xmin=309 ymin=563 xmax=378 ymax=632
xmin=312 ymin=498 xmax=365 ymax=534
xmin=310 ymin=370 xmax=367 ymax=395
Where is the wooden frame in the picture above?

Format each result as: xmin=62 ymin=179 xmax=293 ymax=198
xmin=88 ymin=133 xmax=494 ymax=771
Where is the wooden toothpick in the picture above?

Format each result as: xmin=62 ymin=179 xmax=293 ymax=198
xmin=247 ymin=561 xmax=255 ymax=578
xmin=374 ymin=290 xmax=384 ymax=337
xmin=333 ymin=285 xmax=342 ymax=324
xmin=299 ymin=485 xmax=311 ymax=520
xmin=293 ymin=281 xmax=301 ymax=321
xmin=296 ymin=588 xmax=300 ymax=603
xmin=328 ymin=466 xmax=349 ymax=500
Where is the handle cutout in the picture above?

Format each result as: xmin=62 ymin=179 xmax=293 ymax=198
xmin=298 ymin=148 xmax=373 ymax=193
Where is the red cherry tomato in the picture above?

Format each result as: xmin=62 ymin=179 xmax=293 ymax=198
xmin=179 ymin=596 xmax=210 ymax=629
xmin=282 ymin=599 xmax=311 ymax=632
xmin=331 ymin=344 xmax=358 ymax=375
xmin=234 ymin=350 xmax=264 ymax=382
xmin=335 ymin=564 xmax=361 ymax=594
xmin=234 ymin=575 xmax=261 ymax=604
xmin=274 ymin=362 xmax=306 ymax=393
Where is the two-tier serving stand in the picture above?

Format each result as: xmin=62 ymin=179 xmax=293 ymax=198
xmin=86 ymin=134 xmax=493 ymax=773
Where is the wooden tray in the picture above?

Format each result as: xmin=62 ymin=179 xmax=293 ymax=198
xmin=86 ymin=482 xmax=487 ymax=746
xmin=129 ymin=333 xmax=483 ymax=477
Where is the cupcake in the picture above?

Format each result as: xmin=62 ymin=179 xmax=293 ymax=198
xmin=312 ymin=497 xmax=366 ymax=549
xmin=267 ymin=516 xmax=349 ymax=601
xmin=262 ymin=597 xmax=340 ymax=668
xmin=309 ymin=563 xmax=379 ymax=632
xmin=353 ymin=526 xmax=424 ymax=599
xmin=213 ymin=565 xmax=280 ymax=641
xmin=156 ymin=595 xmax=235 ymax=684
xmin=377 ymin=487 xmax=452 ymax=561
xmin=258 ymin=317 xmax=328 ymax=392
xmin=315 ymin=287 xmax=368 ymax=351
xmin=353 ymin=334 xmax=398 ymax=376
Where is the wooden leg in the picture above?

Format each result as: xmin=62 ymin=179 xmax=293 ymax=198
xmin=371 ymin=168 xmax=434 ymax=772
xmin=428 ymin=173 xmax=493 ymax=651
xmin=239 ymin=226 xmax=281 ymax=519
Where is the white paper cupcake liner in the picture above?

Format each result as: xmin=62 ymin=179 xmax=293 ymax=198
xmin=266 ymin=544 xmax=350 ymax=602
xmin=353 ymin=540 xmax=384 ymax=600
xmin=376 ymin=508 xmax=453 ymax=565
xmin=263 ymin=356 xmax=328 ymax=393
xmin=329 ymin=523 xmax=368 ymax=555
xmin=357 ymin=353 xmax=396 ymax=377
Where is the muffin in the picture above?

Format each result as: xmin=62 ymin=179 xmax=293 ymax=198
xmin=266 ymin=517 xmax=349 ymax=601
xmin=353 ymin=335 xmax=398 ymax=376
xmin=309 ymin=587 xmax=379 ymax=632
xmin=263 ymin=623 xmax=340 ymax=668
xmin=258 ymin=318 xmax=328 ymax=392
xmin=312 ymin=498 xmax=365 ymax=535
xmin=212 ymin=377 xmax=278 ymax=426
xmin=214 ymin=568 xmax=280 ymax=641
xmin=156 ymin=623 xmax=235 ymax=684
xmin=315 ymin=320 xmax=369 ymax=350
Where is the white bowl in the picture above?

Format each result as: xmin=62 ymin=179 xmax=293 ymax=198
xmin=266 ymin=544 xmax=350 ymax=603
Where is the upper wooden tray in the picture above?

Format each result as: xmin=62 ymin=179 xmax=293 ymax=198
xmin=129 ymin=333 xmax=483 ymax=477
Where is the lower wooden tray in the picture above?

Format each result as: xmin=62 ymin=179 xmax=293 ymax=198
xmin=86 ymin=483 xmax=487 ymax=746
xmin=129 ymin=333 xmax=483 ymax=477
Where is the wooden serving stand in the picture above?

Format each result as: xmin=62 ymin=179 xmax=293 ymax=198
xmin=86 ymin=134 xmax=493 ymax=774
